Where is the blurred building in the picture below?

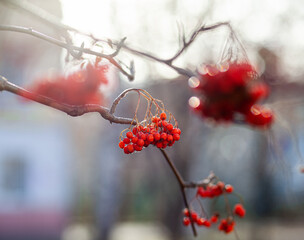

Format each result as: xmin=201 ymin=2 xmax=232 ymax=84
xmin=0 ymin=1 xmax=72 ymax=240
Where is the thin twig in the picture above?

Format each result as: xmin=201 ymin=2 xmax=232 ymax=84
xmin=159 ymin=149 xmax=197 ymax=237
xmin=0 ymin=25 xmax=134 ymax=80
xmin=110 ymin=88 xmax=142 ymax=115
xmin=167 ymin=22 xmax=231 ymax=63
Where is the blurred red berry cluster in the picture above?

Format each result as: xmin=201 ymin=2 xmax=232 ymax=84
xmin=189 ymin=63 xmax=274 ymax=127
xmin=197 ymin=182 xmax=233 ymax=198
xmin=28 ymin=62 xmax=108 ymax=105
xmin=119 ymin=112 xmax=181 ymax=154
xmin=183 ymin=179 xmax=245 ymax=234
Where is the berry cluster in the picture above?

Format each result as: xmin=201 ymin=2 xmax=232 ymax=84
xmin=119 ymin=112 xmax=181 ymax=154
xmin=189 ymin=63 xmax=274 ymax=127
xmin=182 ymin=209 xmax=216 ymax=228
xmin=197 ymin=182 xmax=233 ymax=198
xmin=182 ymin=178 xmax=246 ymax=235
xmin=29 ymin=61 xmax=108 ymax=105
xmin=218 ymin=217 xmax=235 ymax=234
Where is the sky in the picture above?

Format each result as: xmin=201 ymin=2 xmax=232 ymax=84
xmin=60 ymin=0 xmax=304 ymax=83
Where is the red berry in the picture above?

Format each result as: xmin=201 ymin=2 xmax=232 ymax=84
xmin=225 ymin=184 xmax=234 ymax=193
xmin=196 ymin=218 xmax=205 ymax=226
xmin=166 ymin=123 xmax=173 ymax=131
xmin=160 ymin=132 xmax=167 ymax=141
xmin=203 ymin=220 xmax=211 ymax=227
xmin=126 ymin=131 xmax=133 ymax=139
xmin=183 ymin=208 xmax=190 ymax=217
xmin=217 ymin=181 xmax=225 ymax=190
xmin=123 ymin=138 xmax=130 ymax=144
xmin=191 ymin=212 xmax=198 ymax=222
xmin=132 ymin=137 xmax=138 ymax=144
xmin=127 ymin=144 xmax=134 ymax=153
xmin=123 ymin=146 xmax=129 ymax=154
xmin=152 ymin=116 xmax=159 ymax=123
xmin=173 ymin=134 xmax=180 ymax=141
xmin=171 ymin=128 xmax=178 ymax=134
xmin=137 ymin=139 xmax=144 ymax=147
xmin=132 ymin=127 xmax=138 ymax=135
xmin=154 ymin=133 xmax=161 ymax=141
xmin=160 ymin=112 xmax=167 ymax=120
xmin=167 ymin=134 xmax=173 ymax=142
xmin=134 ymin=144 xmax=143 ymax=152
xmin=147 ymin=134 xmax=154 ymax=142
xmin=140 ymin=133 xmax=147 ymax=141
xmin=210 ymin=214 xmax=219 ymax=223
xmin=183 ymin=217 xmax=190 ymax=226
xmin=119 ymin=141 xmax=125 ymax=149
xmin=234 ymin=203 xmax=246 ymax=217
xmin=161 ymin=120 xmax=168 ymax=128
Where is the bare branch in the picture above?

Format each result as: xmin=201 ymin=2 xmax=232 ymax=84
xmin=0 ymin=75 xmax=134 ymax=124
xmin=0 ymin=25 xmax=134 ymax=80
xmin=110 ymin=88 xmax=141 ymax=115
xmin=1 ymin=0 xmax=233 ymax=80
xmin=167 ymin=22 xmax=231 ymax=62
xmin=114 ymin=22 xmax=232 ymax=78
xmin=159 ymin=149 xmax=197 ymax=237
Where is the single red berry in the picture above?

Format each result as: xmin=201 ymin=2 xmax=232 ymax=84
xmin=151 ymin=116 xmax=159 ymax=123
xmin=166 ymin=123 xmax=173 ymax=131
xmin=123 ymin=138 xmax=131 ymax=144
xmin=225 ymin=184 xmax=234 ymax=193
xmin=160 ymin=132 xmax=167 ymax=141
xmin=132 ymin=127 xmax=138 ymax=135
xmin=134 ymin=144 xmax=143 ymax=152
xmin=126 ymin=131 xmax=133 ymax=139
xmin=197 ymin=187 xmax=205 ymax=197
xmin=167 ymin=134 xmax=173 ymax=142
xmin=123 ymin=146 xmax=129 ymax=154
xmin=140 ymin=133 xmax=147 ymax=141
xmin=183 ymin=208 xmax=190 ymax=217
xmin=171 ymin=128 xmax=178 ymax=134
xmin=137 ymin=139 xmax=144 ymax=147
xmin=127 ymin=144 xmax=134 ymax=153
xmin=234 ymin=203 xmax=246 ymax=217
xmin=203 ymin=220 xmax=211 ymax=227
xmin=183 ymin=217 xmax=190 ymax=226
xmin=143 ymin=127 xmax=150 ymax=133
xmin=210 ymin=214 xmax=219 ymax=223
xmin=173 ymin=134 xmax=180 ymax=141
xmin=160 ymin=112 xmax=167 ymax=120
xmin=154 ymin=133 xmax=161 ymax=141
xmin=196 ymin=218 xmax=205 ymax=226
xmin=217 ymin=181 xmax=225 ymax=190
xmin=147 ymin=134 xmax=154 ymax=142
xmin=161 ymin=120 xmax=168 ymax=128
xmin=191 ymin=212 xmax=198 ymax=222
xmin=119 ymin=141 xmax=125 ymax=149
xmin=132 ymin=137 xmax=138 ymax=144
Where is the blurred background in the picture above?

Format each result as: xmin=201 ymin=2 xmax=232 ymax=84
xmin=0 ymin=0 xmax=304 ymax=240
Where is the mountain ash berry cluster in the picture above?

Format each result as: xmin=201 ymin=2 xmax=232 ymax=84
xmin=189 ymin=63 xmax=274 ymax=127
